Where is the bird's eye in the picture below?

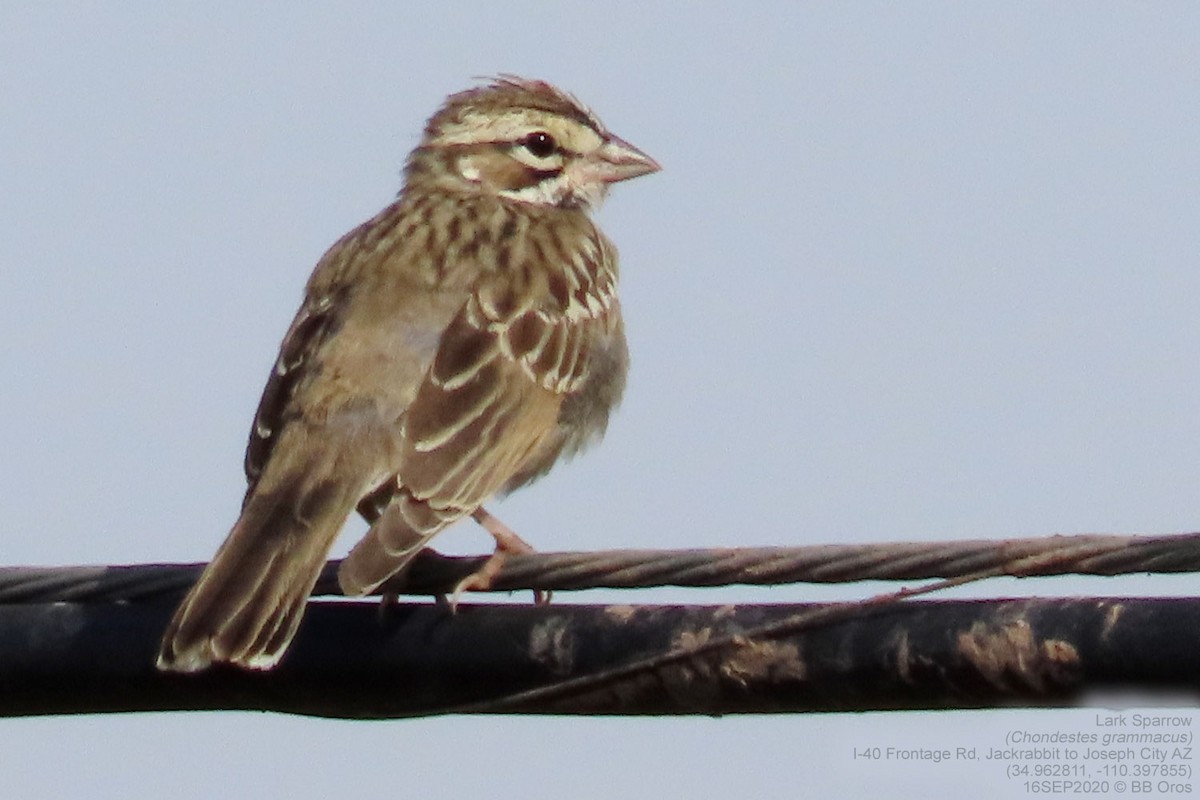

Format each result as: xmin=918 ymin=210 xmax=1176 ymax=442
xmin=522 ymin=131 xmax=558 ymax=158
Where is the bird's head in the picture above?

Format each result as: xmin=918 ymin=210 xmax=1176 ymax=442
xmin=406 ymin=75 xmax=660 ymax=210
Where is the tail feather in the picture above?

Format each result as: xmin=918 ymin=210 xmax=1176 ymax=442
xmin=337 ymin=492 xmax=462 ymax=596
xmin=158 ymin=448 xmax=372 ymax=673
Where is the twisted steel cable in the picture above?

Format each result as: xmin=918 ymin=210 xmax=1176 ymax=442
xmin=1 ymin=531 xmax=1198 ymax=605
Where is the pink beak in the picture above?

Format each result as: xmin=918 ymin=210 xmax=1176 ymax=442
xmin=590 ymin=134 xmax=661 ymax=184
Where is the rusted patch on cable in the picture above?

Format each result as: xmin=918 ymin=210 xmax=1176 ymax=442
xmin=895 ymin=631 xmax=913 ymax=683
xmin=712 ymin=604 xmax=737 ymax=621
xmin=1100 ymin=602 xmax=1125 ymax=641
xmin=603 ymin=604 xmax=637 ymax=623
xmin=529 ymin=616 xmax=574 ymax=675
xmin=956 ymin=618 xmax=1080 ymax=692
xmin=721 ymin=635 xmax=806 ymax=685
xmin=658 ymin=628 xmax=722 ymax=706
xmin=656 ymin=627 xmax=809 ymax=706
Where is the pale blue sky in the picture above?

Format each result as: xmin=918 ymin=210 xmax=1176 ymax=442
xmin=3 ymin=3 xmax=1199 ymax=797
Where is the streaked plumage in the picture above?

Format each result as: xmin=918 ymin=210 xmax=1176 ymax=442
xmin=156 ymin=76 xmax=658 ymax=672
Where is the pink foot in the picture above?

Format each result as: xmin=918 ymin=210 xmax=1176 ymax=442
xmin=448 ymin=507 xmax=548 ymax=609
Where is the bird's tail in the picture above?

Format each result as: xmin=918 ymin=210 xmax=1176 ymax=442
xmin=337 ymin=491 xmax=462 ymax=596
xmin=157 ymin=430 xmax=378 ymax=672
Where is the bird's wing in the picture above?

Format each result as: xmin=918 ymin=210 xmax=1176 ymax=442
xmin=241 ymin=290 xmax=344 ymax=500
xmin=399 ymin=222 xmax=625 ymax=509
xmin=241 ymin=198 xmax=414 ymax=500
xmin=399 ymin=269 xmax=595 ymax=511
xmin=337 ymin=259 xmax=616 ymax=595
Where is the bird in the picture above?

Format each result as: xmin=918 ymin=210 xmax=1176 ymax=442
xmin=156 ymin=76 xmax=659 ymax=672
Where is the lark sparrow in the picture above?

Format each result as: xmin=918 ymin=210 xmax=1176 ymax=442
xmin=156 ymin=76 xmax=659 ymax=672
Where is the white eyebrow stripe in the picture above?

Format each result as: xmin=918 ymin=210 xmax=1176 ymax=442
xmin=437 ymin=111 xmax=606 ymax=151
xmin=437 ymin=113 xmax=543 ymax=145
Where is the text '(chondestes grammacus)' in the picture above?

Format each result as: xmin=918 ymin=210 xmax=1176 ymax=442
xmin=156 ymin=76 xmax=659 ymax=672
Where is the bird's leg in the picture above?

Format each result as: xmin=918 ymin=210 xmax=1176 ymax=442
xmin=472 ymin=506 xmax=537 ymax=556
xmin=449 ymin=506 xmax=547 ymax=609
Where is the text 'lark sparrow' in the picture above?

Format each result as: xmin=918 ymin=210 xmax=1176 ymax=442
xmin=156 ymin=76 xmax=659 ymax=672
